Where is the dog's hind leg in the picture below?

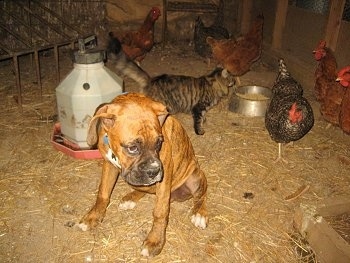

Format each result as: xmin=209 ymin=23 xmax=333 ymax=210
xmin=188 ymin=169 xmax=208 ymax=229
xmin=119 ymin=190 xmax=146 ymax=210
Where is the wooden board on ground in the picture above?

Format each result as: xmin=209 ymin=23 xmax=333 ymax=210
xmin=294 ymin=196 xmax=350 ymax=263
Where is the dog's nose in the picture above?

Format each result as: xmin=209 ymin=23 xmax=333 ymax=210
xmin=139 ymin=159 xmax=161 ymax=179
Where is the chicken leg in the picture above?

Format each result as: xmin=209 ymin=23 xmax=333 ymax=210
xmin=274 ymin=143 xmax=288 ymax=164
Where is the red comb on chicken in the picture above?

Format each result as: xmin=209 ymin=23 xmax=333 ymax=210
xmin=313 ymin=40 xmax=327 ymax=61
xmin=336 ymin=66 xmax=350 ymax=87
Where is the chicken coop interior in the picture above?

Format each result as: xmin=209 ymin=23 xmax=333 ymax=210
xmin=1 ymin=0 xmax=350 ymax=262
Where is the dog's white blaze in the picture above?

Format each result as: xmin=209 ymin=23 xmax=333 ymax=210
xmin=119 ymin=200 xmax=136 ymax=210
xmin=77 ymin=223 xmax=89 ymax=232
xmin=106 ymin=149 xmax=121 ymax=169
xmin=191 ymin=213 xmax=207 ymax=229
xmin=150 ymin=161 xmax=159 ymax=167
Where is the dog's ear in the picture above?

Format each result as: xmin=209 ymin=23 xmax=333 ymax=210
xmin=151 ymin=101 xmax=169 ymax=127
xmin=158 ymin=112 xmax=168 ymax=127
xmin=87 ymin=104 xmax=116 ymax=146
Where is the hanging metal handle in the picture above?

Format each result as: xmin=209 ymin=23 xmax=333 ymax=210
xmin=78 ymin=35 xmax=97 ymax=53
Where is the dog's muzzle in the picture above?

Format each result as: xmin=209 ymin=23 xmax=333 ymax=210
xmin=123 ymin=157 xmax=163 ymax=186
xmin=139 ymin=158 xmax=162 ymax=179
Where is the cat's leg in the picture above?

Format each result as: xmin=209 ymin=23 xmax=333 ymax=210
xmin=192 ymin=103 xmax=207 ymax=135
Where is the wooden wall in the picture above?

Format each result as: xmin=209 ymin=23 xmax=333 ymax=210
xmin=258 ymin=0 xmax=349 ymax=69
xmin=104 ymin=0 xmax=349 ymax=69
xmin=3 ymin=0 xmax=348 ymax=79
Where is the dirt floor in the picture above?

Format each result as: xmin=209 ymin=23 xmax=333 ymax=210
xmin=0 ymin=43 xmax=350 ymax=263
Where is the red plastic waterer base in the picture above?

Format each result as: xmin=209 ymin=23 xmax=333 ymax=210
xmin=51 ymin=122 xmax=102 ymax=159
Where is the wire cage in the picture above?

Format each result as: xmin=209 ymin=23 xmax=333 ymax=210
xmin=0 ymin=0 xmax=106 ymax=107
xmin=291 ymin=0 xmax=350 ymax=21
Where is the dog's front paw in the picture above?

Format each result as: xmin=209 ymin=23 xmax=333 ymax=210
xmin=77 ymin=222 xmax=90 ymax=232
xmin=140 ymin=247 xmax=150 ymax=257
xmin=78 ymin=208 xmax=106 ymax=231
xmin=141 ymin=238 xmax=165 ymax=257
xmin=191 ymin=213 xmax=207 ymax=229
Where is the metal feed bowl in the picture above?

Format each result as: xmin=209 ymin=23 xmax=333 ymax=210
xmin=229 ymin=85 xmax=272 ymax=117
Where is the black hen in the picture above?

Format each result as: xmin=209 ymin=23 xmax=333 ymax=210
xmin=265 ymin=59 xmax=314 ymax=162
xmin=194 ymin=1 xmax=229 ymax=60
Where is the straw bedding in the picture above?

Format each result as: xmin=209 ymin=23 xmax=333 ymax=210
xmin=0 ymin=44 xmax=349 ymax=262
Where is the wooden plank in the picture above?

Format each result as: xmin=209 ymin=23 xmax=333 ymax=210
xmin=294 ymin=196 xmax=350 ymax=263
xmin=306 ymin=215 xmax=350 ymax=263
xmin=272 ymin=0 xmax=288 ymax=49
xmin=325 ymin=0 xmax=346 ymax=51
xmin=316 ymin=195 xmax=350 ymax=217
xmin=240 ymin=0 xmax=253 ymax=34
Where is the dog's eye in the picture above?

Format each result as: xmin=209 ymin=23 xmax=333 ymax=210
xmin=127 ymin=145 xmax=139 ymax=155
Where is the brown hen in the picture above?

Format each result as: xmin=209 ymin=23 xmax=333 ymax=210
xmin=206 ymin=14 xmax=264 ymax=85
xmin=109 ymin=7 xmax=161 ymax=62
xmin=336 ymin=66 xmax=350 ymax=134
xmin=313 ymin=40 xmax=346 ymax=125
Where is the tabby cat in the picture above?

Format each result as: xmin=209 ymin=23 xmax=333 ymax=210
xmin=106 ymin=34 xmax=235 ymax=135
xmin=145 ymin=68 xmax=235 ymax=135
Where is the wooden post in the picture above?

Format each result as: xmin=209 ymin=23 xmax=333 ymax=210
xmin=325 ymin=0 xmax=346 ymax=51
xmin=13 ymin=55 xmax=22 ymax=109
xmin=162 ymin=0 xmax=167 ymax=48
xmin=34 ymin=50 xmax=42 ymax=98
xmin=240 ymin=0 xmax=253 ymax=34
xmin=54 ymin=45 xmax=60 ymax=83
xmin=272 ymin=0 xmax=288 ymax=49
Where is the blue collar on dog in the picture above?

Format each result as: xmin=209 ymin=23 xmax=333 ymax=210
xmin=103 ymin=134 xmax=121 ymax=169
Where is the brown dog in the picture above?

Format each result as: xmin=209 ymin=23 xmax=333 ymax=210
xmin=78 ymin=93 xmax=208 ymax=257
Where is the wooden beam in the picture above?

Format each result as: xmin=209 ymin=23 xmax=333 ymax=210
xmin=272 ymin=0 xmax=288 ymax=49
xmin=325 ymin=0 xmax=346 ymax=51
xmin=316 ymin=195 xmax=350 ymax=216
xmin=240 ymin=0 xmax=253 ymax=34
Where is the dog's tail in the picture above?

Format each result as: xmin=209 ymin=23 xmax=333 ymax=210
xmin=107 ymin=33 xmax=150 ymax=91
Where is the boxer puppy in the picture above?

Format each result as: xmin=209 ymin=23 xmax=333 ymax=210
xmin=78 ymin=93 xmax=208 ymax=257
